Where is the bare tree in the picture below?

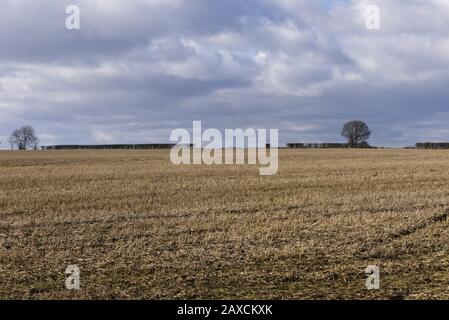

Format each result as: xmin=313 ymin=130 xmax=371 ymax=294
xmin=341 ymin=121 xmax=371 ymax=148
xmin=7 ymin=137 xmax=14 ymax=150
xmin=9 ymin=126 xmax=39 ymax=150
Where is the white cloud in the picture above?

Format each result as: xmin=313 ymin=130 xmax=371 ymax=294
xmin=1 ymin=0 xmax=449 ymax=147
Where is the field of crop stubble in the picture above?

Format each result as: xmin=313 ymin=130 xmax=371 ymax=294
xmin=1 ymin=149 xmax=449 ymax=299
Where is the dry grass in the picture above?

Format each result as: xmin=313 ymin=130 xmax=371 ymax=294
xmin=1 ymin=149 xmax=449 ymax=299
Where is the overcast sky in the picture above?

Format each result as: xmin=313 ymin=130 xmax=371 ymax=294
xmin=1 ymin=0 xmax=449 ymax=148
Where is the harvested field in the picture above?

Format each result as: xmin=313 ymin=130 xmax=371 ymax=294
xmin=1 ymin=149 xmax=449 ymax=299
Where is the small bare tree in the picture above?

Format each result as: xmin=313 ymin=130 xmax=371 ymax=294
xmin=7 ymin=137 xmax=14 ymax=150
xmin=9 ymin=126 xmax=39 ymax=150
xmin=341 ymin=121 xmax=371 ymax=148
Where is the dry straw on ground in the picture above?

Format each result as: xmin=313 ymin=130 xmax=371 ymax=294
xmin=1 ymin=149 xmax=449 ymax=299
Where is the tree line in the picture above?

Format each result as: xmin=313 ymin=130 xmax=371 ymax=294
xmin=3 ymin=121 xmax=371 ymax=150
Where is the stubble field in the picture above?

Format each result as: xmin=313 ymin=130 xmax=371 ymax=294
xmin=1 ymin=149 xmax=449 ymax=299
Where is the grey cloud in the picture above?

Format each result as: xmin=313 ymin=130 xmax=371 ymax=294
xmin=1 ymin=0 xmax=449 ymax=148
